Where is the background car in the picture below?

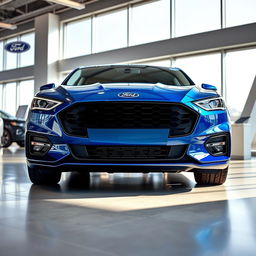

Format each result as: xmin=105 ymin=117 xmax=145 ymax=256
xmin=0 ymin=110 xmax=25 ymax=148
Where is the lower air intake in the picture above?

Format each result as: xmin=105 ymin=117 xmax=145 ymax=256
xmin=70 ymin=145 xmax=188 ymax=160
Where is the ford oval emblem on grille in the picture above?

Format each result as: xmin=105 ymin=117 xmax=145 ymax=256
xmin=118 ymin=92 xmax=139 ymax=98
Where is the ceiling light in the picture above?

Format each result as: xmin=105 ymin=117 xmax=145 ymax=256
xmin=0 ymin=22 xmax=17 ymax=30
xmin=47 ymin=0 xmax=85 ymax=10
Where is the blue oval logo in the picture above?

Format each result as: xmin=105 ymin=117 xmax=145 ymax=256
xmin=118 ymin=92 xmax=140 ymax=98
xmin=4 ymin=41 xmax=30 ymax=53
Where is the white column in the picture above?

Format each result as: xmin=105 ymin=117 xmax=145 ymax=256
xmin=231 ymin=123 xmax=251 ymax=160
xmin=34 ymin=13 xmax=59 ymax=93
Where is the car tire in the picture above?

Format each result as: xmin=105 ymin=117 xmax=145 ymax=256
xmin=2 ymin=129 xmax=12 ymax=148
xmin=194 ymin=167 xmax=228 ymax=185
xmin=28 ymin=166 xmax=61 ymax=185
xmin=17 ymin=141 xmax=25 ymax=147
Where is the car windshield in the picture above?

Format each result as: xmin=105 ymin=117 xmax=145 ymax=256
xmin=62 ymin=66 xmax=194 ymax=86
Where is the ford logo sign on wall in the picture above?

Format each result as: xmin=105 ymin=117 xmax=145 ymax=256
xmin=4 ymin=41 xmax=30 ymax=53
xmin=118 ymin=92 xmax=140 ymax=98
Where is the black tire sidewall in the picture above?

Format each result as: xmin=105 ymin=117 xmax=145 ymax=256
xmin=28 ymin=166 xmax=61 ymax=185
xmin=194 ymin=167 xmax=228 ymax=185
xmin=2 ymin=129 xmax=12 ymax=148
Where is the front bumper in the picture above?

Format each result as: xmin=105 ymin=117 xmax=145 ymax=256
xmin=26 ymin=153 xmax=230 ymax=174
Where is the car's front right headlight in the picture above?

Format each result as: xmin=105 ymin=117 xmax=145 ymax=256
xmin=193 ymin=97 xmax=226 ymax=111
xmin=31 ymin=97 xmax=62 ymax=111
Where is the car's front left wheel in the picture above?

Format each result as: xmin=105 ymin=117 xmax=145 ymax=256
xmin=28 ymin=166 xmax=61 ymax=185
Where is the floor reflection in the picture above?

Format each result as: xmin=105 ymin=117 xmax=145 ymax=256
xmin=61 ymin=171 xmax=194 ymax=193
xmin=1 ymin=149 xmax=256 ymax=256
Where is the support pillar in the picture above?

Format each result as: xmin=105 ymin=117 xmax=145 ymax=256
xmin=231 ymin=123 xmax=251 ymax=160
xmin=34 ymin=13 xmax=59 ymax=93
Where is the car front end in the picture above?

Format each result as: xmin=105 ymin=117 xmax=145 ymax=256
xmin=25 ymin=65 xmax=231 ymax=185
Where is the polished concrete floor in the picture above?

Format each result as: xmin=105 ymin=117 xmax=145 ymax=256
xmin=1 ymin=147 xmax=256 ymax=256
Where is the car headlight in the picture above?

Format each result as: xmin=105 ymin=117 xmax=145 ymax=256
xmin=193 ymin=97 xmax=226 ymax=111
xmin=31 ymin=97 xmax=62 ymax=111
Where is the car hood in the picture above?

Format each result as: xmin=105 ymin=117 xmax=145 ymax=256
xmin=37 ymin=83 xmax=219 ymax=103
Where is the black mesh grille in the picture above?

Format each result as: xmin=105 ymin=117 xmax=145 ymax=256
xmin=70 ymin=145 xmax=188 ymax=160
xmin=88 ymin=146 xmax=170 ymax=159
xmin=59 ymin=102 xmax=198 ymax=137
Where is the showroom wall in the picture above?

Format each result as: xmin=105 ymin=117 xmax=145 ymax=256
xmin=0 ymin=0 xmax=256 ymax=121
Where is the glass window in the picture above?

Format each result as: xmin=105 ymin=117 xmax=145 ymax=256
xmin=93 ymin=8 xmax=127 ymax=53
xmin=20 ymin=32 xmax=35 ymax=67
xmin=130 ymin=0 xmax=170 ymax=46
xmin=0 ymin=41 xmax=3 ymax=71
xmin=4 ymin=82 xmax=17 ymax=116
xmin=226 ymin=0 xmax=256 ymax=27
xmin=5 ymin=37 xmax=18 ymax=70
xmin=174 ymin=53 xmax=222 ymax=91
xmin=225 ymin=48 xmax=256 ymax=119
xmin=18 ymin=80 xmax=34 ymax=106
xmin=64 ymin=18 xmax=92 ymax=58
xmin=174 ymin=0 xmax=221 ymax=37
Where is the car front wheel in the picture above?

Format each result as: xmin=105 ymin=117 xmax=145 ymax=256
xmin=2 ymin=129 xmax=12 ymax=148
xmin=28 ymin=166 xmax=61 ymax=185
xmin=194 ymin=167 xmax=228 ymax=185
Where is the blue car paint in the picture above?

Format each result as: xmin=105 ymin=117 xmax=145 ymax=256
xmin=26 ymin=69 xmax=231 ymax=172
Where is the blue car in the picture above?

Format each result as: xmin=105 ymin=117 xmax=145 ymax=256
xmin=26 ymin=65 xmax=231 ymax=185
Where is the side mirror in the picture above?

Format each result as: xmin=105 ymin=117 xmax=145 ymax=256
xmin=40 ymin=83 xmax=55 ymax=91
xmin=201 ymin=83 xmax=217 ymax=91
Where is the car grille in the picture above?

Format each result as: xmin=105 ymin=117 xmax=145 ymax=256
xmin=58 ymin=102 xmax=198 ymax=137
xmin=69 ymin=145 xmax=188 ymax=160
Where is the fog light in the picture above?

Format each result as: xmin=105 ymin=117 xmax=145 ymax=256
xmin=206 ymin=141 xmax=226 ymax=154
xmin=29 ymin=135 xmax=52 ymax=155
xmin=31 ymin=141 xmax=51 ymax=152
xmin=205 ymin=135 xmax=229 ymax=156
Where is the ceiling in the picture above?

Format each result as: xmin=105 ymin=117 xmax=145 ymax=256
xmin=0 ymin=0 xmax=96 ymax=24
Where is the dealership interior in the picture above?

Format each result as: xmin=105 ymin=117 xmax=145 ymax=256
xmin=1 ymin=0 xmax=256 ymax=255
